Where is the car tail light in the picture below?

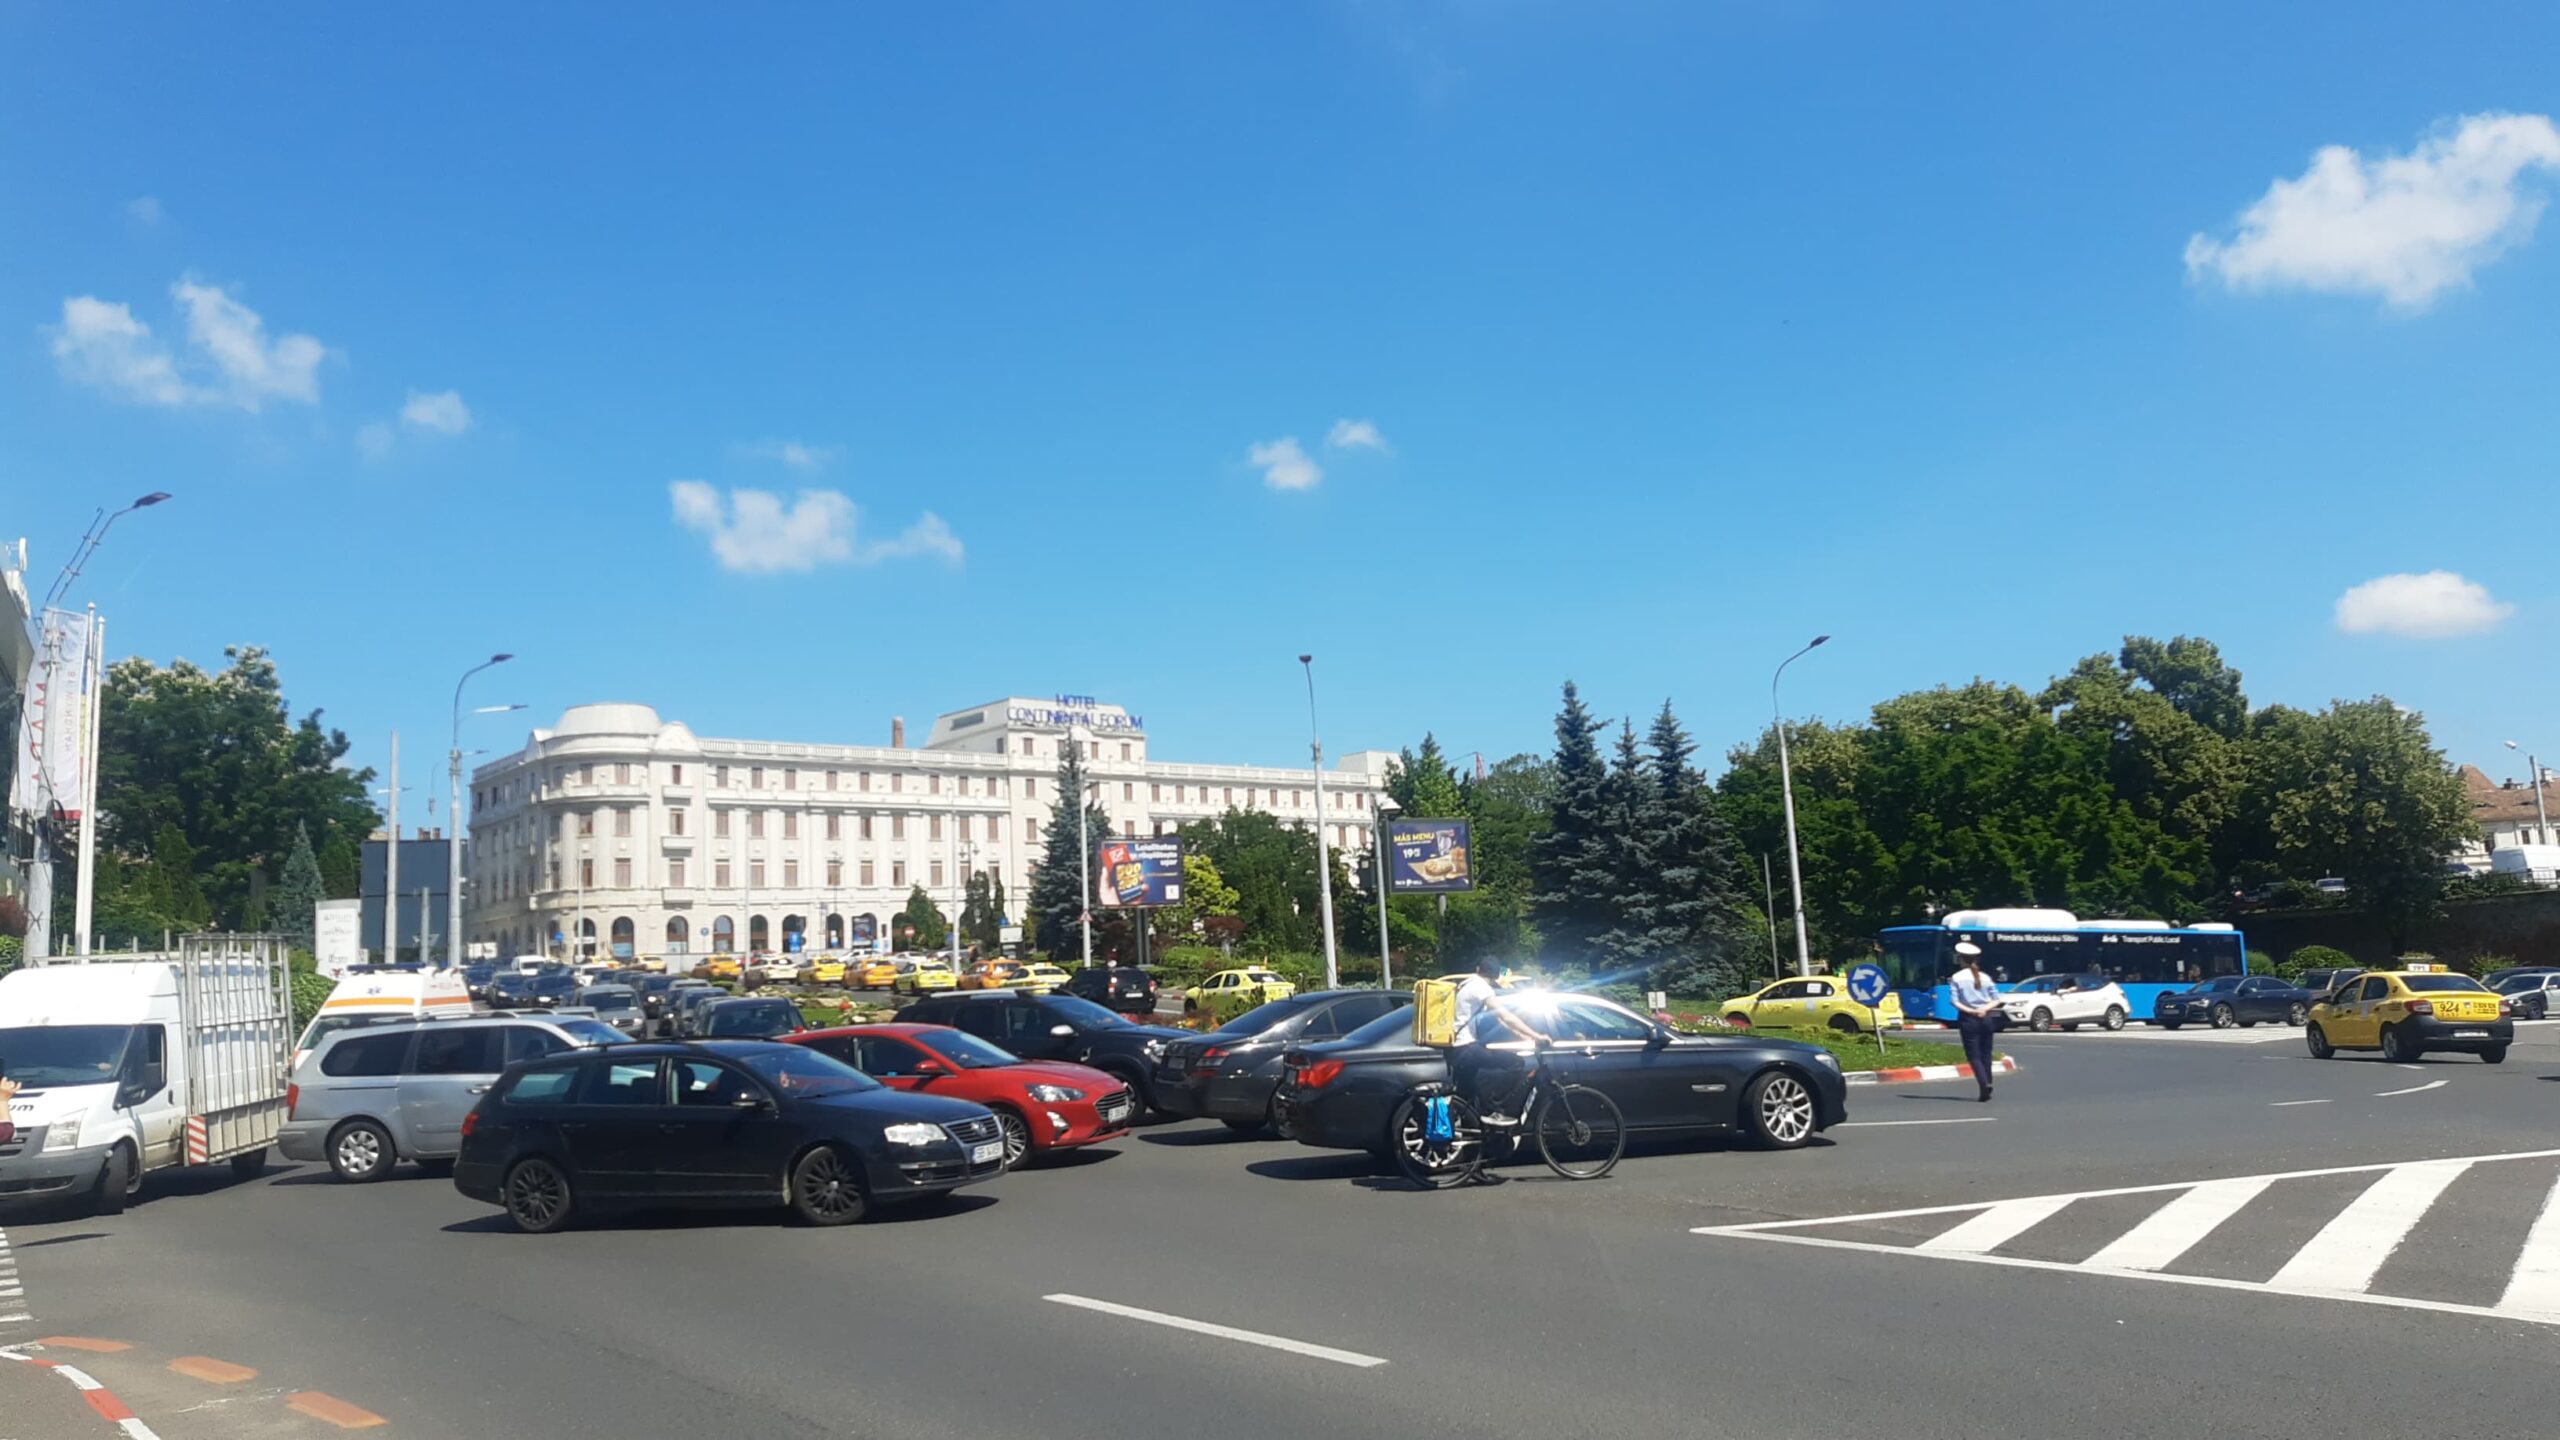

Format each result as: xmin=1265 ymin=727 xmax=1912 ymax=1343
xmin=1297 ymin=1059 xmax=1345 ymax=1090
xmin=1194 ymin=1046 xmax=1227 ymax=1070
xmin=285 ymin=1083 xmax=299 ymax=1119
xmin=2405 ymin=1000 xmax=2434 ymax=1018
xmin=461 ymin=1110 xmax=479 ymax=1139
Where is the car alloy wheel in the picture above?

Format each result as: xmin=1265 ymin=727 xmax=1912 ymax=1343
xmin=2306 ymin=1024 xmax=2334 ymax=1059
xmin=996 ymin=1111 xmax=1032 ymax=1169
xmin=2286 ymin=1002 xmax=2308 ymax=1026
xmin=790 ymin=1147 xmax=867 ymax=1226
xmin=2210 ymin=1004 xmax=2236 ymax=1029
xmin=2380 ymin=1026 xmax=2415 ymax=1063
xmin=2102 ymin=1005 xmax=2126 ymax=1031
xmin=2030 ymin=1007 xmax=2055 ymax=1033
xmin=1746 ymin=1071 xmax=1816 ymax=1149
xmin=503 ymin=1159 xmax=574 ymax=1233
xmin=330 ymin=1121 xmax=392 ymax=1182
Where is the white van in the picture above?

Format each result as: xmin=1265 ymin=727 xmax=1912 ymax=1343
xmin=294 ymin=969 xmax=473 ymax=1070
xmin=0 ymin=943 xmax=293 ymax=1215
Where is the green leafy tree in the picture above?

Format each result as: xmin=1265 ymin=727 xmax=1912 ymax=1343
xmin=1179 ymin=808 xmax=1329 ymax=954
xmin=1529 ymin=682 xmax=1616 ymax=964
xmin=2248 ymin=698 xmax=2472 ymax=946
xmin=898 ymin=885 xmax=950 ymax=951
xmin=1386 ymin=734 xmax=1467 ymax=820
xmin=274 ymin=823 xmax=325 ymax=952
xmin=1028 ymin=742 xmax=1113 ymax=963
xmin=1159 ymin=852 xmax=1240 ymax=942
xmin=318 ymin=835 xmax=361 ymax=899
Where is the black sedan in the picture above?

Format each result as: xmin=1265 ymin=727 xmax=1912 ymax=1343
xmin=453 ymin=1041 xmax=1005 ymax=1232
xmin=1276 ymin=992 xmax=1849 ymax=1168
xmin=2152 ymin=974 xmax=2315 ymax=1029
xmin=1153 ymin=989 xmax=1413 ymax=1134
xmin=900 ymin=991 xmax=1193 ymax=1116
xmin=1061 ymin=965 xmax=1158 ymax=1015
xmin=487 ymin=972 xmax=539 ymax=1008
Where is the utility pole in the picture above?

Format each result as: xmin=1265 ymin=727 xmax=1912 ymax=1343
xmin=73 ymin=607 xmax=103 ymax=958
xmin=1072 ymin=725 xmax=1094 ymax=966
xmin=1773 ymin=636 xmax=1829 ymax=977
xmin=1300 ymin=655 xmax=1339 ymax=989
xmin=1373 ymin=796 xmax=1400 ymax=990
xmin=385 ymin=732 xmax=400 ymax=964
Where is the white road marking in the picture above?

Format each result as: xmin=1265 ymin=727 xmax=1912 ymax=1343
xmin=2269 ymin=1162 xmax=2471 ymax=1294
xmin=1918 ymin=1195 xmax=2076 ymax=1254
xmin=1835 ymin=1118 xmax=1999 ymax=1128
xmin=2269 ymin=1099 xmax=2331 ymax=1107
xmin=2496 ymin=1174 xmax=2560 ymax=1321
xmin=2375 ymin=1080 xmax=2447 ymax=1097
xmin=1043 ymin=1294 xmax=1388 ymax=1368
xmin=2081 ymin=1177 xmax=2274 ymax=1272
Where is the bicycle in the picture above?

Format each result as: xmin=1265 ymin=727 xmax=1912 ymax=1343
xmin=1388 ymin=1047 xmax=1625 ymax=1189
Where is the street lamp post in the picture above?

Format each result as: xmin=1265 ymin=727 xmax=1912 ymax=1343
xmin=1299 ymin=655 xmax=1340 ymax=990
xmin=1373 ymin=795 xmax=1400 ymax=990
xmin=447 ymin=655 xmax=514 ymax=969
xmin=1773 ymin=635 xmax=1829 ymax=978
xmin=2507 ymin=741 xmax=2552 ymax=848
xmin=1070 ymin=724 xmax=1094 ymax=965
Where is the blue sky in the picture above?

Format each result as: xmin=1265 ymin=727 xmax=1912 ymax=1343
xmin=7 ymin=3 xmax=2557 ymax=803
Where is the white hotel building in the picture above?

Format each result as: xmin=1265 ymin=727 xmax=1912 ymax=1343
xmin=464 ymin=696 xmax=1394 ymax=960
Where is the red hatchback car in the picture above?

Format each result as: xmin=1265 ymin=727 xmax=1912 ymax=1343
xmin=788 ymin=1023 xmax=1134 ymax=1168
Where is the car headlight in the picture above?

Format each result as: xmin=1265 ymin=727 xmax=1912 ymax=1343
xmin=1812 ymin=1051 xmax=1841 ymax=1071
xmin=883 ymin=1123 xmax=945 ymax=1147
xmin=1027 ymin=1084 xmax=1086 ymax=1103
xmin=43 ymin=1115 xmax=83 ymax=1151
xmin=1142 ymin=1039 xmax=1165 ymax=1059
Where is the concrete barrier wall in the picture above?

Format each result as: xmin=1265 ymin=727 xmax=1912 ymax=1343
xmin=2240 ymin=890 xmax=2560 ymax=969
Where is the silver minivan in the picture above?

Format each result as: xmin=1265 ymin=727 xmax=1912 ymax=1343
xmin=280 ymin=1016 xmax=629 ymax=1181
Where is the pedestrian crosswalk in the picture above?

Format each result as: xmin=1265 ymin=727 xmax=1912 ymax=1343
xmin=0 ymin=1223 xmax=25 ymax=1328
xmin=1692 ymin=1147 xmax=2560 ymax=1326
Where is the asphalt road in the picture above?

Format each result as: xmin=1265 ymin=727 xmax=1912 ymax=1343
xmin=6 ymin=1024 xmax=2559 ymax=1440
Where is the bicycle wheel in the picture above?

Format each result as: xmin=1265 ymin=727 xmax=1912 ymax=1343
xmin=1534 ymin=1084 xmax=1625 ymax=1180
xmin=1389 ymin=1092 xmax=1486 ymax=1190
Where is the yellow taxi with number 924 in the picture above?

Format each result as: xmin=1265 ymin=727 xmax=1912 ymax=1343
xmin=2306 ymin=969 xmax=2511 ymax=1064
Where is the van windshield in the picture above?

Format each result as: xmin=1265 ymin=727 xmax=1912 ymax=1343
xmin=0 ymin=1025 xmax=137 ymax=1088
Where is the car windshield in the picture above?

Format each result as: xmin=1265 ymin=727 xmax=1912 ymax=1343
xmin=0 ymin=1024 xmax=137 ymax=1088
xmin=582 ymin=988 xmax=635 ymax=1007
xmin=707 ymin=1003 xmax=798 ymax=1035
xmin=1213 ymin=994 xmax=1324 ymax=1038
xmin=912 ymin=1028 xmax=1022 ymax=1069
xmin=732 ymin=1044 xmax=880 ymax=1096
xmin=2402 ymin=975 xmax=2489 ymax=993
xmin=1244 ymin=971 xmax=1284 ymax=985
xmin=553 ymin=1019 xmax=632 ymax=1046
xmin=1041 ymin=995 xmax=1129 ymax=1029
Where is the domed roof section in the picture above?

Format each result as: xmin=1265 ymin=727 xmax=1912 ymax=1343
xmin=553 ymin=703 xmax=664 ymax=737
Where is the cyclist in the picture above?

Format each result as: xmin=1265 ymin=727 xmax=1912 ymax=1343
xmin=1448 ymin=958 xmax=1547 ymax=1126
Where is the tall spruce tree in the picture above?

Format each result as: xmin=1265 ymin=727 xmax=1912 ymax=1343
xmin=1028 ymin=740 xmax=1113 ymax=963
xmin=1387 ymin=733 xmax=1466 ymax=819
xmin=1638 ymin=702 xmax=1754 ymax=997
xmin=1583 ymin=721 xmax=1653 ymax=975
xmin=275 ymin=822 xmax=326 ymax=953
xmin=1528 ymin=682 xmax=1616 ymax=962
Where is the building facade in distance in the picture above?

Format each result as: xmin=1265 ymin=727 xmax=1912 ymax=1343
xmin=464 ymin=697 xmax=1394 ymax=960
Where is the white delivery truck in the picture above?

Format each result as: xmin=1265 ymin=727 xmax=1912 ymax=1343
xmin=2490 ymin=844 xmax=2560 ymax=886
xmin=0 ymin=935 xmax=293 ymax=1215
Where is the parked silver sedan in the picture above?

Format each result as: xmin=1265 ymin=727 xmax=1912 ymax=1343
xmin=280 ymin=1016 xmax=628 ymax=1181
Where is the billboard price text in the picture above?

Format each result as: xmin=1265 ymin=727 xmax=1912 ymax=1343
xmin=1387 ymin=819 xmax=1474 ymax=894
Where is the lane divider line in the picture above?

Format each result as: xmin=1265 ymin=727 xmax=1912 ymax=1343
xmin=2269 ymin=1099 xmax=2331 ymax=1107
xmin=2375 ymin=1080 xmax=2448 ymax=1098
xmin=1043 ymin=1294 xmax=1388 ymax=1368
xmin=1835 ymin=1118 xmax=1998 ymax=1128
xmin=0 ymin=1346 xmax=164 ymax=1440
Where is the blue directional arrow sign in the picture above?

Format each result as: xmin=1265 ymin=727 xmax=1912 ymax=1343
xmin=1845 ymin=963 xmax=1890 ymax=1008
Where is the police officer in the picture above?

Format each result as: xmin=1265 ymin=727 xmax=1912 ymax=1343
xmin=1948 ymin=941 xmax=2003 ymax=1102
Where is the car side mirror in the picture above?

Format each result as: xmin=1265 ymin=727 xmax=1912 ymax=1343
xmin=1049 ymin=1024 xmax=1076 ymax=1038
xmin=912 ymin=1060 xmax=950 ymax=1078
xmin=732 ymin=1092 xmax=776 ymax=1113
xmin=1647 ymin=1026 xmax=1675 ymax=1048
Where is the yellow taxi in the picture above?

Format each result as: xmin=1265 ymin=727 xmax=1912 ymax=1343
xmin=958 ymin=960 xmax=1026 ymax=991
xmin=854 ymin=957 xmax=901 ymax=990
xmin=891 ymin=957 xmax=960 ymax=995
xmin=808 ymin=956 xmax=851 ymax=986
xmin=1013 ymin=963 xmax=1071 ymax=995
xmin=1721 ymin=976 xmax=1904 ymax=1034
xmin=696 ymin=955 xmax=745 ymax=982
xmin=2306 ymin=968 xmax=2512 ymax=1063
xmin=1184 ymin=968 xmax=1295 ymax=1021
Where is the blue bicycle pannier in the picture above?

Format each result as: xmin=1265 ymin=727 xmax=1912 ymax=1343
xmin=1425 ymin=1095 xmax=1454 ymax=1142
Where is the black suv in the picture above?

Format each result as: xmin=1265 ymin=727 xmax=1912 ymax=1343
xmin=900 ymin=991 xmax=1190 ymax=1115
xmin=1060 ymin=965 xmax=1158 ymax=1015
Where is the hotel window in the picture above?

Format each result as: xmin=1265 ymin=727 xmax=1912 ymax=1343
xmin=714 ymin=764 xmax=730 ymax=787
xmin=783 ymin=813 xmax=799 ymax=840
xmin=1224 ymin=787 xmax=1234 ymax=805
xmin=1120 ymin=742 xmax=1131 ymax=761
xmin=669 ymin=857 xmax=687 ymax=887
xmin=615 ymin=808 xmax=632 ymax=837
xmin=784 ymin=860 xmax=800 ymax=887
xmin=1026 ymin=778 xmax=1037 ymax=798
xmin=714 ymin=810 xmax=731 ymax=839
xmin=826 ymin=859 xmax=842 ymax=886
xmin=892 ymin=773 xmax=903 ymax=793
xmin=891 ymin=861 xmax=907 ymax=887
xmin=929 ymin=814 xmax=942 ymax=842
xmin=982 ymin=815 xmax=998 ymax=842
xmin=860 ymin=815 xmax=875 ymax=840
xmin=930 ymin=860 xmax=944 ymax=888
xmin=1020 ymin=737 xmax=1035 ymax=755
xmin=1270 ymin=788 xmax=1280 ymax=806
xmin=578 ymin=810 xmax=595 ymax=837
xmin=579 ymin=763 xmax=594 ymax=785
xmin=860 ymin=771 xmax=871 ymax=791
xmin=748 ymin=812 xmax=765 ymax=840
xmin=549 ymin=859 xmax=562 ymax=890
xmin=1088 ymin=741 xmax=1100 ymax=760
xmin=751 ymin=766 xmax=765 ymax=789
xmin=892 ymin=816 xmax=906 ymax=841
xmin=580 ymin=859 xmax=595 ymax=888
xmin=614 ymin=762 xmax=630 ymax=784
xmin=1123 ymin=820 xmax=1137 ymax=837
xmin=669 ymin=808 xmax=686 ymax=836
xmin=1027 ymin=818 xmax=1040 ymax=841
xmin=750 ymin=860 xmax=767 ymax=888
xmin=613 ymin=858 xmax=632 ymax=888
xmin=860 ymin=860 xmax=875 ymax=886
xmin=826 ymin=769 xmax=838 ymax=791
xmin=785 ymin=768 xmax=798 ymax=791
xmin=670 ymin=763 xmax=684 ymax=785
xmin=715 ymin=860 xmax=732 ymax=886
xmin=825 ymin=814 xmax=840 ymax=841
xmin=930 ymin=774 xmax=941 ymax=796
xmin=1150 ymin=783 xmax=1161 ymax=801
xmin=1356 ymin=793 xmax=1367 ymax=811
xmin=1123 ymin=782 xmax=1134 ymax=801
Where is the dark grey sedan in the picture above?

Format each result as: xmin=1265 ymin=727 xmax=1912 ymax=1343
xmin=1152 ymin=989 xmax=1413 ymax=1134
xmin=2153 ymin=974 xmax=2316 ymax=1029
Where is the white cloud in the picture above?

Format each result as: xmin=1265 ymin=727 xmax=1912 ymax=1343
xmin=1249 ymin=437 xmax=1322 ymax=491
xmin=173 ymin=280 xmax=325 ymax=407
xmin=124 ymin=196 xmax=163 ymax=225
xmin=2334 ymin=570 xmax=2516 ymax=638
xmin=740 ymin=439 xmax=841 ymax=471
xmin=1325 ymin=418 xmax=1391 ymax=453
xmin=400 ymin=389 xmax=472 ymax=436
xmin=2186 ymin=113 xmax=2560 ymax=309
xmin=668 ymin=481 xmax=962 ymax=575
xmin=355 ymin=422 xmax=396 ymax=464
xmin=49 ymin=296 xmax=204 ymax=406
xmin=53 ymin=280 xmax=332 ymax=411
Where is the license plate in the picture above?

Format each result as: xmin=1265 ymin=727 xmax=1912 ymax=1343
xmin=970 ymin=1141 xmax=1004 ymax=1164
xmin=2454 ymin=1029 xmax=2488 ymax=1039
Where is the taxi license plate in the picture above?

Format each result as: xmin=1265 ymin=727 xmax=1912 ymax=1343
xmin=971 ymin=1142 xmax=1005 ymax=1164
xmin=2454 ymin=1029 xmax=2489 ymax=1039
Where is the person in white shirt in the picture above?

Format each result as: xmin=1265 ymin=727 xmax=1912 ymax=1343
xmin=1947 ymin=942 xmax=2003 ymax=1102
xmin=1447 ymin=958 xmax=1547 ymax=1125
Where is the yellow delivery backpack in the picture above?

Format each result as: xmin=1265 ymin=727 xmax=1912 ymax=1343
xmin=1412 ymin=978 xmax=1461 ymax=1047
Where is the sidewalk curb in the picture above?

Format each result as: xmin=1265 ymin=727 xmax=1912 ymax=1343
xmin=1845 ymin=1056 xmax=2018 ymax=1086
xmin=1 ymin=1345 xmax=163 ymax=1440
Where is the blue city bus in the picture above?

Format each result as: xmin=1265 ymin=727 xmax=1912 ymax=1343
xmin=1875 ymin=912 xmax=2248 ymax=1023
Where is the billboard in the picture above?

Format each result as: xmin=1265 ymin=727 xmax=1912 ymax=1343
xmin=313 ymin=898 xmax=363 ymax=978
xmin=1387 ymin=819 xmax=1475 ymax=894
xmin=9 ymin=608 xmax=99 ymax=822
xmin=1096 ymin=837 xmax=1184 ymax=908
